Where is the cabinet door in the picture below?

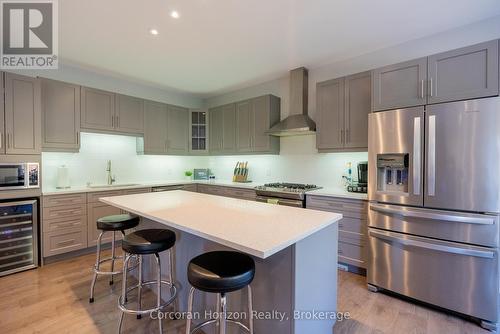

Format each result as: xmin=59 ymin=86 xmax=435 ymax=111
xmin=87 ymin=202 xmax=122 ymax=247
xmin=344 ymin=72 xmax=371 ymax=149
xmin=81 ymin=87 xmax=115 ymax=131
xmin=167 ymin=105 xmax=189 ymax=154
xmin=115 ymin=94 xmax=144 ymax=134
xmin=428 ymin=40 xmax=499 ymax=104
xmin=316 ymin=78 xmax=345 ymax=150
xmin=236 ymin=100 xmax=253 ymax=152
xmin=41 ymin=79 xmax=80 ymax=152
xmin=252 ymin=95 xmax=274 ymax=152
xmin=0 ymin=73 xmax=4 ymax=154
xmin=4 ymin=73 xmax=41 ymax=154
xmin=221 ymin=103 xmax=237 ymax=153
xmin=143 ymin=101 xmax=168 ymax=154
xmin=372 ymin=57 xmax=427 ymax=111
xmin=209 ymin=107 xmax=223 ymax=153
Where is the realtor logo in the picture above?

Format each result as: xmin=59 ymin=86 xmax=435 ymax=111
xmin=1 ymin=0 xmax=58 ymax=69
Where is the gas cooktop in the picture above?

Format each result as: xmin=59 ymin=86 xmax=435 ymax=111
xmin=255 ymin=183 xmax=321 ymax=200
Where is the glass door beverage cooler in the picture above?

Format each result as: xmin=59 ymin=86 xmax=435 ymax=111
xmin=0 ymin=199 xmax=38 ymax=276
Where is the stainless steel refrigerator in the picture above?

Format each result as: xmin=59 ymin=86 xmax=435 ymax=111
xmin=367 ymin=97 xmax=500 ymax=331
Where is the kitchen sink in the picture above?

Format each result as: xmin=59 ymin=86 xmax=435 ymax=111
xmin=87 ymin=183 xmax=140 ymax=189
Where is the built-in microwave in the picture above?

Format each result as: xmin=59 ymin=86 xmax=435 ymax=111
xmin=0 ymin=163 xmax=39 ymax=190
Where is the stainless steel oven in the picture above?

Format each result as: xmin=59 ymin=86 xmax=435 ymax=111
xmin=256 ymin=195 xmax=304 ymax=208
xmin=0 ymin=163 xmax=39 ymax=190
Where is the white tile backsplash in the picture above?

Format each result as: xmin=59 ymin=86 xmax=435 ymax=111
xmin=42 ymin=132 xmax=367 ymax=189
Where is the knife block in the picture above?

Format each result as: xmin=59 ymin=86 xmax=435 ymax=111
xmin=233 ymin=173 xmax=249 ymax=183
xmin=232 ymin=161 xmax=250 ymax=183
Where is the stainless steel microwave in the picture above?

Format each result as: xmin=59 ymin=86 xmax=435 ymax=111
xmin=0 ymin=163 xmax=39 ymax=190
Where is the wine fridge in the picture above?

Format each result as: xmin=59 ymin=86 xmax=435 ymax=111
xmin=0 ymin=199 xmax=38 ymax=276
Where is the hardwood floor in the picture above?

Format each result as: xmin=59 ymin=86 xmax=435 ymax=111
xmin=0 ymin=249 xmax=491 ymax=334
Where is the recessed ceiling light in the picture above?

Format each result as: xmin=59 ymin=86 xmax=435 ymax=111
xmin=149 ymin=28 xmax=159 ymax=35
xmin=170 ymin=10 xmax=180 ymax=19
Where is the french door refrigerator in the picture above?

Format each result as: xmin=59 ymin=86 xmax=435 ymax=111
xmin=367 ymin=97 xmax=500 ymax=331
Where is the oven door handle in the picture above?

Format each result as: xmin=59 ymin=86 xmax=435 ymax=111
xmin=370 ymin=204 xmax=495 ymax=225
xmin=256 ymin=196 xmax=303 ymax=207
xmin=369 ymin=229 xmax=495 ymax=259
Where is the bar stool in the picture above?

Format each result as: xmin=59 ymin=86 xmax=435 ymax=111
xmin=118 ymin=229 xmax=178 ymax=333
xmin=89 ymin=213 xmax=140 ymax=303
xmin=186 ymin=251 xmax=255 ymax=334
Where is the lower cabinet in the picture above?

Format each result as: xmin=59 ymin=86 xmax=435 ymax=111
xmin=197 ymin=184 xmax=256 ymax=200
xmin=87 ymin=201 xmax=122 ymax=247
xmin=306 ymin=195 xmax=368 ymax=271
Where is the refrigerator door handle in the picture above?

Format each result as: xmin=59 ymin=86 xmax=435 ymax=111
xmin=427 ymin=115 xmax=436 ymax=196
xmin=370 ymin=203 xmax=495 ymax=225
xmin=369 ymin=229 xmax=495 ymax=259
xmin=413 ymin=117 xmax=421 ymax=195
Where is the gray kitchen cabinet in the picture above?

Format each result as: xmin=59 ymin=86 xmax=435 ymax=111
xmin=316 ymin=78 xmax=345 ymax=150
xmin=0 ymin=72 xmax=4 ymax=154
xmin=81 ymin=87 xmax=115 ymax=131
xmin=4 ymin=73 xmax=42 ymax=155
xmin=236 ymin=100 xmax=253 ymax=152
xmin=306 ymin=195 xmax=367 ymax=272
xmin=87 ymin=202 xmax=122 ymax=247
xmin=115 ymin=94 xmax=144 ymax=134
xmin=372 ymin=57 xmax=427 ymax=111
xmin=143 ymin=101 xmax=168 ymax=154
xmin=344 ymin=72 xmax=371 ymax=149
xmin=167 ymin=105 xmax=189 ymax=154
xmin=209 ymin=106 xmax=223 ymax=153
xmin=427 ymin=40 xmax=499 ymax=104
xmin=209 ymin=104 xmax=236 ymax=154
xmin=41 ymin=79 xmax=81 ymax=152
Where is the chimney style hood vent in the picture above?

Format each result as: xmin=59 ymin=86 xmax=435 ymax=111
xmin=267 ymin=67 xmax=316 ymax=136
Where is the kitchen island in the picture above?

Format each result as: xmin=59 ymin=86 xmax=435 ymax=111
xmin=100 ymin=190 xmax=342 ymax=334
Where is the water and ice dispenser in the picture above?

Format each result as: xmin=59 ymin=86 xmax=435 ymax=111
xmin=376 ymin=154 xmax=409 ymax=194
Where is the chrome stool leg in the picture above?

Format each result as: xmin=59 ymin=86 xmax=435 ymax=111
xmin=154 ymin=253 xmax=163 ymax=334
xmin=119 ymin=252 xmax=132 ymax=333
xmin=109 ymin=231 xmax=116 ymax=285
xmin=136 ymin=255 xmax=143 ymax=319
xmin=185 ymin=287 xmax=196 ymax=334
xmin=89 ymin=231 xmax=104 ymax=303
xmin=220 ymin=294 xmax=227 ymax=334
xmin=248 ymin=285 xmax=254 ymax=334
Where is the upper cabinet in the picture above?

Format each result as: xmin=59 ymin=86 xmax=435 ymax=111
xmin=190 ymin=110 xmax=207 ymax=153
xmin=427 ymin=40 xmax=499 ymax=104
xmin=4 ymin=73 xmax=41 ymax=155
xmin=80 ymin=87 xmax=115 ymax=131
xmin=81 ymin=87 xmax=144 ymax=135
xmin=372 ymin=40 xmax=499 ymax=111
xmin=316 ymin=72 xmax=371 ymax=152
xmin=41 ymin=79 xmax=81 ymax=152
xmin=372 ymin=58 xmax=427 ymax=111
xmin=115 ymin=94 xmax=144 ymax=134
xmin=141 ymin=101 xmax=190 ymax=155
xmin=167 ymin=105 xmax=189 ymax=155
xmin=209 ymin=104 xmax=237 ymax=154
xmin=212 ymin=94 xmax=280 ymax=155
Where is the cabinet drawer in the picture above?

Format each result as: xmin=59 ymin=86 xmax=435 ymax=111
xmin=338 ymin=239 xmax=366 ymax=268
xmin=306 ymin=195 xmax=367 ymax=219
xmin=338 ymin=217 xmax=367 ymax=236
xmin=43 ymin=215 xmax=87 ymax=233
xmin=87 ymin=190 xmax=123 ymax=203
xmin=182 ymin=184 xmax=198 ymax=192
xmin=43 ymin=228 xmax=87 ymax=257
xmin=43 ymin=204 xmax=86 ymax=220
xmin=225 ymin=188 xmax=256 ymax=201
xmin=197 ymin=185 xmax=227 ymax=196
xmin=122 ymin=188 xmax=151 ymax=195
xmin=43 ymin=193 xmax=86 ymax=208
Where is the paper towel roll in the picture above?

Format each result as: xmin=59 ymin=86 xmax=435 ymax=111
xmin=56 ymin=165 xmax=70 ymax=189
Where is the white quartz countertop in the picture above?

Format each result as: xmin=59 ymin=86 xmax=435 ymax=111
xmin=42 ymin=180 xmax=260 ymax=195
xmin=307 ymin=187 xmax=368 ymax=201
xmin=100 ymin=191 xmax=342 ymax=259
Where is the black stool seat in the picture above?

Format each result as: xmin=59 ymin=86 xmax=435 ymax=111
xmin=122 ymin=229 xmax=176 ymax=255
xmin=188 ymin=251 xmax=255 ymax=293
xmin=97 ymin=214 xmax=140 ymax=231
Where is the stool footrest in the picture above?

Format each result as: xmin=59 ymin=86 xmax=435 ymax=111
xmin=190 ymin=318 xmax=251 ymax=334
xmin=118 ymin=281 xmax=177 ymax=316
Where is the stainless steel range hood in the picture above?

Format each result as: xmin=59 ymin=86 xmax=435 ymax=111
xmin=266 ymin=67 xmax=316 ymax=136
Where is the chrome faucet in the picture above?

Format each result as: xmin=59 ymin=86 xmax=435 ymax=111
xmin=106 ymin=160 xmax=116 ymax=185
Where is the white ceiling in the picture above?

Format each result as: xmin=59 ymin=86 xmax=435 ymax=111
xmin=60 ymin=0 xmax=500 ymax=97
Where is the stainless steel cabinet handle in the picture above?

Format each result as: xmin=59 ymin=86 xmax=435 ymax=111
xmin=76 ymin=131 xmax=79 ymax=146
xmin=369 ymin=229 xmax=494 ymax=259
xmin=429 ymin=78 xmax=433 ymax=97
xmin=345 ymin=129 xmax=349 ymax=144
xmin=428 ymin=115 xmax=436 ymax=196
xmin=117 ymin=115 xmax=119 ymax=128
xmin=420 ymin=79 xmax=424 ymax=99
xmin=413 ymin=117 xmax=421 ymax=195
xmin=0 ymin=132 xmax=2 ymax=149
xmin=370 ymin=203 xmax=495 ymax=225
xmin=111 ymin=115 xmax=114 ymax=127
xmin=340 ymin=129 xmax=344 ymax=144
